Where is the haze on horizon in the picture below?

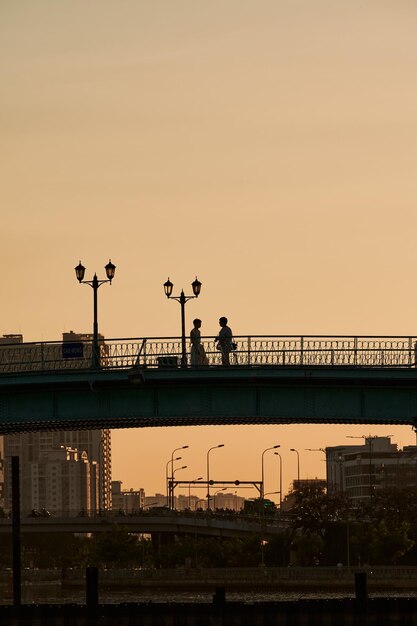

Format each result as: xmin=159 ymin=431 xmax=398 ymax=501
xmin=1 ymin=0 xmax=417 ymax=499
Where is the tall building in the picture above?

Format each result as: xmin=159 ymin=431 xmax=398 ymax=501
xmin=2 ymin=332 xmax=112 ymax=511
xmin=326 ymin=437 xmax=417 ymax=503
xmin=29 ymin=447 xmax=97 ymax=515
xmin=3 ymin=431 xmax=107 ymax=513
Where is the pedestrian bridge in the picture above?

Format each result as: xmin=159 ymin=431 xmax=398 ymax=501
xmin=0 ymin=335 xmax=417 ymax=433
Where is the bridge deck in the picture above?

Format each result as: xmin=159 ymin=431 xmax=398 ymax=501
xmin=0 ymin=363 xmax=416 ymax=432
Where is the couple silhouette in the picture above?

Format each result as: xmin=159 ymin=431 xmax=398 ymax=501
xmin=190 ymin=317 xmax=234 ymax=366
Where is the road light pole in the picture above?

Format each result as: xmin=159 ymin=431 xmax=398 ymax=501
xmin=274 ymin=451 xmax=283 ymax=508
xmin=163 ymin=277 xmax=202 ymax=368
xmin=306 ymin=447 xmax=327 ymax=490
xmin=290 ymin=448 xmax=300 ymax=484
xmin=171 ymin=465 xmax=187 ymax=510
xmin=261 ymin=445 xmax=280 ymax=500
xmin=188 ymin=477 xmax=203 ymax=510
xmin=75 ymin=260 xmax=116 ymax=368
xmin=169 ymin=446 xmax=189 ymax=509
xmin=213 ymin=487 xmax=227 ymax=511
xmin=166 ymin=456 xmax=181 ymax=508
xmin=347 ymin=435 xmax=380 ymax=501
xmin=206 ymin=444 xmax=224 ymax=511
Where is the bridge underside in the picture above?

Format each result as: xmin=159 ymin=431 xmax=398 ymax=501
xmin=0 ymin=366 xmax=416 ymax=433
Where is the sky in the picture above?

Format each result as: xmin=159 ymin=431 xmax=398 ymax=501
xmin=2 ymin=1 xmax=417 ymax=503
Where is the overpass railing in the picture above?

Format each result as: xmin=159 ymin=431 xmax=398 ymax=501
xmin=0 ymin=335 xmax=417 ymax=374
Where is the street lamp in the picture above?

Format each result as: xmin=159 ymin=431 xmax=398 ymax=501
xmin=290 ymin=448 xmax=300 ymax=484
xmin=261 ymin=445 xmax=280 ymax=500
xmin=163 ymin=276 xmax=202 ymax=368
xmin=274 ymin=451 xmax=283 ymax=508
xmin=306 ymin=447 xmax=327 ymax=491
xmin=166 ymin=456 xmax=182 ymax=507
xmin=74 ymin=259 xmax=116 ymax=368
xmin=169 ymin=446 xmax=189 ymax=509
xmin=213 ymin=487 xmax=227 ymax=511
xmin=189 ymin=477 xmax=203 ymax=510
xmin=206 ymin=444 xmax=224 ymax=511
xmin=171 ymin=465 xmax=187 ymax=510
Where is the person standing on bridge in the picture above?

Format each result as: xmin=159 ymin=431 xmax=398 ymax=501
xmin=190 ymin=319 xmax=208 ymax=367
xmin=215 ymin=317 xmax=233 ymax=366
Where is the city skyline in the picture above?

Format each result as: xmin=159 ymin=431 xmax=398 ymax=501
xmin=2 ymin=1 xmax=417 ymax=499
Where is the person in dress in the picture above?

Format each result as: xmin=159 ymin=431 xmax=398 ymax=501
xmin=215 ymin=317 xmax=233 ymax=366
xmin=190 ymin=319 xmax=208 ymax=367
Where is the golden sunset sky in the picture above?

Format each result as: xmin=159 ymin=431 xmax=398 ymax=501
xmin=2 ymin=1 xmax=417 ymax=501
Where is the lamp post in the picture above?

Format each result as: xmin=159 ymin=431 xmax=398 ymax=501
xmin=213 ymin=487 xmax=227 ymax=511
xmin=166 ymin=456 xmax=182 ymax=508
xmin=189 ymin=477 xmax=203 ymax=510
xmin=290 ymin=448 xmax=300 ymax=484
xmin=274 ymin=452 xmax=283 ymax=508
xmin=75 ymin=259 xmax=116 ymax=368
xmin=206 ymin=444 xmax=224 ymax=511
xmin=347 ymin=435 xmax=380 ymax=501
xmin=163 ymin=277 xmax=202 ymax=368
xmin=171 ymin=465 xmax=187 ymax=510
xmin=169 ymin=446 xmax=189 ymax=509
xmin=306 ymin=447 xmax=327 ymax=490
xmin=261 ymin=445 xmax=280 ymax=500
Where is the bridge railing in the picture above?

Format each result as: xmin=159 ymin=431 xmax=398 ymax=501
xmin=0 ymin=335 xmax=416 ymax=374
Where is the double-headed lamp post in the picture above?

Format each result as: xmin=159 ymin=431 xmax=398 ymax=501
xmin=207 ymin=444 xmax=224 ymax=511
xmin=261 ymin=445 xmax=280 ymax=500
xmin=75 ymin=259 xmax=116 ymax=368
xmin=163 ymin=277 xmax=202 ymax=368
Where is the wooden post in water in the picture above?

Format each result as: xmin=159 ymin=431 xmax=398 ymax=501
xmin=11 ymin=456 xmax=21 ymax=607
xmin=86 ymin=566 xmax=99 ymax=609
xmin=355 ymin=571 xmax=368 ymax=624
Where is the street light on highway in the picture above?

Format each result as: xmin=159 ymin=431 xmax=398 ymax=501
xmin=188 ymin=477 xmax=203 ymax=509
xmin=213 ymin=487 xmax=227 ymax=510
xmin=166 ymin=456 xmax=182 ymax=508
xmin=274 ymin=451 xmax=283 ymax=508
xmin=168 ymin=446 xmax=189 ymax=509
xmin=171 ymin=466 xmax=187 ymax=510
xmin=290 ymin=448 xmax=300 ymax=484
xmin=206 ymin=444 xmax=224 ymax=511
xmin=261 ymin=445 xmax=280 ymax=500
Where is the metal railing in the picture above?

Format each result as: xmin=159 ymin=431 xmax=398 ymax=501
xmin=0 ymin=335 xmax=417 ymax=374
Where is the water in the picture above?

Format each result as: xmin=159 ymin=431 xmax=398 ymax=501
xmin=4 ymin=584 xmax=417 ymax=605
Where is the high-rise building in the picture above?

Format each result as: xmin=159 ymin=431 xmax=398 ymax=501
xmin=3 ymin=431 xmax=107 ymax=513
xmin=2 ymin=332 xmax=112 ymax=511
xmin=326 ymin=437 xmax=417 ymax=503
xmin=28 ymin=446 xmax=97 ymax=515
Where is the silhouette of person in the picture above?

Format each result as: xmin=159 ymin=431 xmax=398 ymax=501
xmin=216 ymin=317 xmax=233 ymax=366
xmin=190 ymin=319 xmax=208 ymax=367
